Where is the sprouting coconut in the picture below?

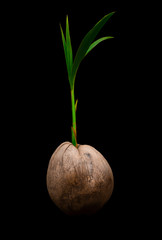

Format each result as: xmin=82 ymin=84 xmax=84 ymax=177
xmin=47 ymin=12 xmax=115 ymax=215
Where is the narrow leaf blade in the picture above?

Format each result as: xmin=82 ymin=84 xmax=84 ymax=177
xmin=60 ymin=24 xmax=70 ymax=82
xmin=71 ymin=12 xmax=115 ymax=83
xmin=60 ymin=24 xmax=67 ymax=63
xmin=85 ymin=36 xmax=114 ymax=56
xmin=66 ymin=15 xmax=73 ymax=87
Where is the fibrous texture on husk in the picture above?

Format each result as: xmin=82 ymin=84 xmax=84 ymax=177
xmin=47 ymin=142 xmax=114 ymax=215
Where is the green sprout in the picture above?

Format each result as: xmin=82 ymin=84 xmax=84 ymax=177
xmin=60 ymin=12 xmax=115 ymax=147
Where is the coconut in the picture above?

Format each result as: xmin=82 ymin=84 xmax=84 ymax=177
xmin=47 ymin=142 xmax=114 ymax=215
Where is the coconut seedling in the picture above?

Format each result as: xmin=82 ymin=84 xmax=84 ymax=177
xmin=47 ymin=12 xmax=115 ymax=215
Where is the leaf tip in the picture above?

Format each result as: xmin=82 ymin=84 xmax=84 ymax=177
xmin=106 ymin=11 xmax=116 ymax=18
xmin=111 ymin=11 xmax=116 ymax=15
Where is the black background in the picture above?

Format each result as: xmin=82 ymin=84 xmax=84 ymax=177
xmin=4 ymin=0 xmax=156 ymax=238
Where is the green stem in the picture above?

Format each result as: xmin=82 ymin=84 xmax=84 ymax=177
xmin=71 ymin=88 xmax=77 ymax=146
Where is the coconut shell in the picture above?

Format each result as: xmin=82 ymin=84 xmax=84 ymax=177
xmin=46 ymin=142 xmax=114 ymax=215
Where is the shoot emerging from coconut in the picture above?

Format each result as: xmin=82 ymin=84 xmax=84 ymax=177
xmin=47 ymin=13 xmax=115 ymax=215
xmin=60 ymin=12 xmax=115 ymax=147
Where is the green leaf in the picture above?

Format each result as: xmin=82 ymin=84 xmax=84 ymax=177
xmin=71 ymin=12 xmax=115 ymax=86
xmin=60 ymin=24 xmax=67 ymax=65
xmin=60 ymin=24 xmax=70 ymax=83
xmin=60 ymin=19 xmax=73 ymax=89
xmin=66 ymin=15 xmax=73 ymax=88
xmin=85 ymin=36 xmax=114 ymax=56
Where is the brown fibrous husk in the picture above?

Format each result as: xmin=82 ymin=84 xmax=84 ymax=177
xmin=47 ymin=142 xmax=114 ymax=215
